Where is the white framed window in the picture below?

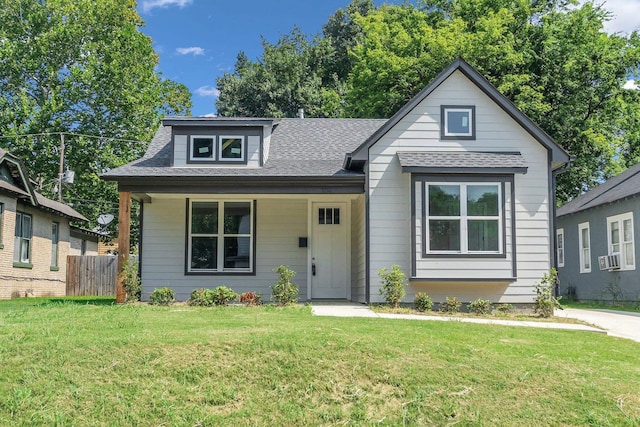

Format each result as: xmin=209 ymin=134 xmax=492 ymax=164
xmin=219 ymin=136 xmax=244 ymax=161
xmin=51 ymin=222 xmax=59 ymax=269
xmin=578 ymin=222 xmax=591 ymax=273
xmin=556 ymin=228 xmax=565 ymax=267
xmin=607 ymin=212 xmax=635 ymax=270
xmin=189 ymin=135 xmax=216 ymax=161
xmin=14 ymin=211 xmax=32 ymax=265
xmin=425 ymin=183 xmax=502 ymax=254
xmin=441 ymin=105 xmax=475 ymax=139
xmin=188 ymin=200 xmax=253 ymax=273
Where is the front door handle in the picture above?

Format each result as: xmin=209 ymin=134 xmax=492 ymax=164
xmin=312 ymin=259 xmax=316 ymax=276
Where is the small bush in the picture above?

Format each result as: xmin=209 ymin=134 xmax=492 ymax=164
xmin=414 ymin=292 xmax=433 ymax=312
xmin=150 ymin=287 xmax=175 ymax=306
xmin=534 ymin=269 xmax=562 ymax=318
xmin=188 ymin=288 xmax=215 ymax=307
xmin=495 ymin=303 xmax=515 ymax=315
xmin=211 ymin=286 xmax=238 ymax=306
xmin=271 ymin=265 xmax=299 ymax=305
xmin=240 ymin=292 xmax=262 ymax=306
xmin=378 ymin=264 xmax=407 ymax=308
xmin=440 ymin=296 xmax=461 ymax=313
xmin=468 ymin=298 xmax=493 ymax=315
xmin=120 ymin=256 xmax=141 ymax=302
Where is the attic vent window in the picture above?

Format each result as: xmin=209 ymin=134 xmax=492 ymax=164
xmin=441 ymin=105 xmax=475 ymax=140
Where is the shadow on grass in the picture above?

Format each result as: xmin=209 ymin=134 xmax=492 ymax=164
xmin=35 ymin=297 xmax=117 ymax=307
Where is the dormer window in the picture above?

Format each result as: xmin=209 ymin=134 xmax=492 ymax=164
xmin=441 ymin=105 xmax=475 ymax=140
xmin=190 ymin=136 xmax=216 ymax=161
xmin=219 ymin=136 xmax=244 ymax=161
xmin=188 ymin=134 xmax=247 ymax=164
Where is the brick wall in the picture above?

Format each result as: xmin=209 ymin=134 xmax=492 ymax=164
xmin=0 ymin=194 xmax=72 ymax=299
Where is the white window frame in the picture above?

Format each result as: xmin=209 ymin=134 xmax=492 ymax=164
xmin=51 ymin=222 xmax=59 ymax=268
xmin=188 ymin=200 xmax=253 ymax=273
xmin=442 ymin=106 xmax=475 ymax=138
xmin=578 ymin=222 xmax=591 ymax=273
xmin=607 ymin=212 xmax=635 ymax=270
xmin=14 ymin=211 xmax=32 ymax=264
xmin=189 ymin=135 xmax=217 ymax=161
xmin=556 ymin=228 xmax=565 ymax=268
xmin=425 ymin=182 xmax=503 ymax=254
xmin=218 ymin=135 xmax=245 ymax=162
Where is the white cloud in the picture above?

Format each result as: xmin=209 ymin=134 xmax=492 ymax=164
xmin=195 ymin=86 xmax=220 ymax=97
xmin=176 ymin=47 xmax=204 ymax=56
xmin=141 ymin=0 xmax=192 ymax=13
xmin=585 ymin=0 xmax=640 ymax=34
xmin=623 ymin=79 xmax=639 ymax=90
xmin=202 ymin=112 xmax=218 ymax=117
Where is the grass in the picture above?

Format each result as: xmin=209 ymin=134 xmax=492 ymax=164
xmin=1 ymin=299 xmax=639 ymax=426
xmin=563 ymin=300 xmax=640 ymax=313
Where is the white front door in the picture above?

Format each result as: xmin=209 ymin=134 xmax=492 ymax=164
xmin=311 ymin=203 xmax=348 ymax=299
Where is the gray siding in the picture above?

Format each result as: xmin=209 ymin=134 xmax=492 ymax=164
xmin=368 ymin=70 xmax=552 ymax=304
xmin=557 ymin=197 xmax=640 ymax=302
xmin=350 ymin=195 xmax=366 ymax=302
xmin=141 ymin=197 xmax=308 ymax=301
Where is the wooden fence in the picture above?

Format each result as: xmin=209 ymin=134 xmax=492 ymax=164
xmin=66 ymin=256 xmax=118 ymax=296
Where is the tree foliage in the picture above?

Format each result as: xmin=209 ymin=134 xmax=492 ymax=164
xmin=216 ymin=0 xmax=640 ymax=203
xmin=0 ymin=0 xmax=191 ymax=231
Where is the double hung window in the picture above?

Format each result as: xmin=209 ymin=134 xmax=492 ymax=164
xmin=188 ymin=201 xmax=253 ymax=273
xmin=426 ymin=183 xmax=501 ymax=254
xmin=607 ymin=212 xmax=635 ymax=270
xmin=14 ymin=212 xmax=32 ymax=265
xmin=578 ymin=222 xmax=591 ymax=273
xmin=556 ymin=228 xmax=565 ymax=267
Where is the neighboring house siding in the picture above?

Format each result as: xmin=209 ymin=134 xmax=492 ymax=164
xmin=367 ymin=70 xmax=550 ymax=303
xmin=350 ymin=195 xmax=366 ymax=303
xmin=69 ymin=236 xmax=99 ymax=256
xmin=141 ymin=197 xmax=309 ymax=301
xmin=557 ymin=198 xmax=640 ymax=302
xmin=0 ymin=195 xmax=70 ymax=299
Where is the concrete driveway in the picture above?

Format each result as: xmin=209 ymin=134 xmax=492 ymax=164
xmin=555 ymin=308 xmax=640 ymax=343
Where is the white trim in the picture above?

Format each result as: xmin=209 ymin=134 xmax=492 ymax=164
xmin=187 ymin=200 xmax=253 ymax=273
xmin=444 ymin=107 xmax=473 ymax=137
xmin=606 ymin=212 xmax=635 ymax=271
xmin=556 ymin=228 xmax=564 ymax=268
xmin=425 ymin=182 xmax=503 ymax=254
xmin=189 ymin=135 xmax=217 ymax=161
xmin=218 ymin=135 xmax=245 ymax=162
xmin=578 ymin=222 xmax=591 ymax=273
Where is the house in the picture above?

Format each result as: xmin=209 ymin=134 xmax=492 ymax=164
xmin=69 ymin=226 xmax=102 ymax=256
xmin=103 ymin=58 xmax=570 ymax=304
xmin=556 ymin=163 xmax=640 ymax=302
xmin=0 ymin=148 xmax=88 ymax=299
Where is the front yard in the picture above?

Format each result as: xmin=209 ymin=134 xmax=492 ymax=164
xmin=1 ymin=298 xmax=639 ymax=426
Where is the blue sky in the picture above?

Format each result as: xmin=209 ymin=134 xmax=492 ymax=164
xmin=136 ymin=0 xmax=640 ymax=117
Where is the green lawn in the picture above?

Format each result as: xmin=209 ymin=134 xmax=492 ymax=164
xmin=563 ymin=300 xmax=640 ymax=313
xmin=1 ymin=298 xmax=639 ymax=426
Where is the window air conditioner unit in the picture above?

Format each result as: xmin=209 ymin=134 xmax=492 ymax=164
xmin=598 ymin=254 xmax=620 ymax=271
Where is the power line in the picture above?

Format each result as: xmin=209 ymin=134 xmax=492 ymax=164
xmin=0 ymin=131 xmax=148 ymax=144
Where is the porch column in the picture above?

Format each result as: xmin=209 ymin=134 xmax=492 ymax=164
xmin=116 ymin=191 xmax=131 ymax=303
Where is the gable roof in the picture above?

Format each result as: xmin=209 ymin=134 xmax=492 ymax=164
xmin=557 ymin=162 xmax=640 ymax=217
xmin=0 ymin=149 xmax=87 ymax=222
xmin=103 ymin=118 xmax=386 ymax=180
xmin=345 ymin=57 xmax=570 ymax=170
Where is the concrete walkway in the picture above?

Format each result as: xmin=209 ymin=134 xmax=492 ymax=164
xmin=555 ymin=308 xmax=640 ymax=343
xmin=311 ymin=303 xmax=604 ymax=334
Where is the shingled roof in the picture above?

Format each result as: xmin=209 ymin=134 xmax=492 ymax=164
xmin=557 ymin=162 xmax=640 ymax=217
xmin=103 ymin=118 xmax=386 ymax=179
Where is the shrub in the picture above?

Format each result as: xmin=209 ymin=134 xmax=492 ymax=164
xmin=150 ymin=287 xmax=175 ymax=306
xmin=534 ymin=268 xmax=562 ymax=318
xmin=414 ymin=292 xmax=433 ymax=312
xmin=188 ymin=288 xmax=215 ymax=307
xmin=121 ymin=256 xmax=141 ymax=302
xmin=495 ymin=303 xmax=515 ymax=315
xmin=468 ymin=298 xmax=493 ymax=315
xmin=378 ymin=264 xmax=407 ymax=308
xmin=210 ymin=286 xmax=238 ymax=306
xmin=240 ymin=292 xmax=262 ymax=306
xmin=271 ymin=265 xmax=299 ymax=305
xmin=440 ymin=296 xmax=461 ymax=313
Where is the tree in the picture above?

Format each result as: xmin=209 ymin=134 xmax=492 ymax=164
xmin=0 ymin=0 xmax=191 ymax=233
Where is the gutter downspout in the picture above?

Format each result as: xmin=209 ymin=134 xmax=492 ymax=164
xmin=551 ymin=158 xmax=572 ymax=298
